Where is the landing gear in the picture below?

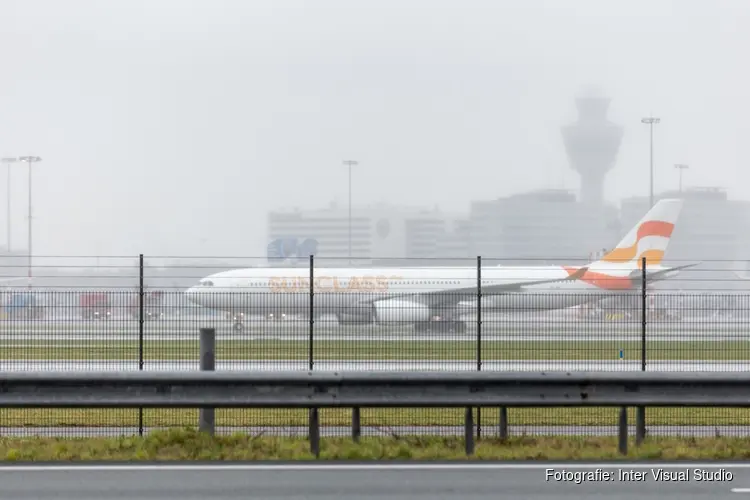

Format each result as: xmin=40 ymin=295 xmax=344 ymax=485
xmin=414 ymin=320 xmax=467 ymax=334
xmin=228 ymin=312 xmax=245 ymax=333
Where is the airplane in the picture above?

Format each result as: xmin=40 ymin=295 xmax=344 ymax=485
xmin=185 ymin=198 xmax=693 ymax=334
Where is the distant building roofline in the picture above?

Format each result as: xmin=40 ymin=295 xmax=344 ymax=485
xmin=622 ymin=186 xmax=730 ymax=203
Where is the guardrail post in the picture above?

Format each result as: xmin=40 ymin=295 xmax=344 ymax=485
xmin=309 ymin=408 xmax=320 ymax=458
xmin=465 ymin=407 xmax=475 ymax=456
xmin=498 ymin=406 xmax=508 ymax=440
xmin=352 ymin=407 xmax=361 ymax=442
xmin=618 ymin=406 xmax=628 ymax=455
xmin=199 ymin=327 xmax=216 ymax=436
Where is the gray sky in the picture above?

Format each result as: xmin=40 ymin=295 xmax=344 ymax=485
xmin=1 ymin=0 xmax=748 ymax=259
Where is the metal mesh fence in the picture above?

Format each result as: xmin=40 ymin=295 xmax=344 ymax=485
xmin=2 ymin=255 xmax=750 ymax=439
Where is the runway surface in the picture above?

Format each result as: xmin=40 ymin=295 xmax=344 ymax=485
xmin=0 ymin=462 xmax=744 ymax=499
xmin=1 ymin=359 xmax=749 ymax=371
xmin=1 ymin=332 xmax=749 ymax=342
xmin=1 ymin=319 xmax=749 ymax=342
xmin=3 ymin=425 xmax=750 ymax=438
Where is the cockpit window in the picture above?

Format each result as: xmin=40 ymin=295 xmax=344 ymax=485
xmin=199 ymin=280 xmax=214 ymax=287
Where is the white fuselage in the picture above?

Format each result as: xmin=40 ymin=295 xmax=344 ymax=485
xmin=184 ymin=264 xmax=639 ymax=318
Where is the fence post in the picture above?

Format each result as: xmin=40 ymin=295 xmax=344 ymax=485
xmin=308 ymin=255 xmax=320 ymax=453
xmin=138 ymin=254 xmax=144 ymax=437
xmin=476 ymin=256 xmax=482 ymax=440
xmin=309 ymin=254 xmax=314 ymax=370
xmin=199 ymin=327 xmax=216 ymax=435
xmin=636 ymin=256 xmax=647 ymax=445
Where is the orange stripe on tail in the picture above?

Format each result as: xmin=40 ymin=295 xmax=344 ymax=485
xmin=637 ymin=221 xmax=674 ymax=240
xmin=601 ymin=220 xmax=674 ymax=264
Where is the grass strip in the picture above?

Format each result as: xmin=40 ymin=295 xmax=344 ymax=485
xmin=4 ymin=407 xmax=750 ymax=427
xmin=4 ymin=428 xmax=750 ymax=460
xmin=2 ymin=340 xmax=750 ymax=360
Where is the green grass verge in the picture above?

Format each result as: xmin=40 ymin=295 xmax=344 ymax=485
xmin=1 ymin=340 xmax=750 ymax=360
xmin=3 ymin=407 xmax=750 ymax=428
xmin=4 ymin=427 xmax=750 ymax=460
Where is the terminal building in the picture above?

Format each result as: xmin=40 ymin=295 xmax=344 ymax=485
xmin=266 ymin=202 xmax=466 ymax=267
xmin=468 ymin=189 xmax=620 ymax=266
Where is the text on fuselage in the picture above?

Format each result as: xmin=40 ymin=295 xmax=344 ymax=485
xmin=269 ymin=276 xmax=403 ymax=293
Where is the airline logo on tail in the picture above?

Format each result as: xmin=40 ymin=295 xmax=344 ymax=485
xmin=599 ymin=219 xmax=677 ymax=266
xmin=563 ymin=199 xmax=684 ymax=290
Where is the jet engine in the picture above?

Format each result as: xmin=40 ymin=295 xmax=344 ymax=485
xmin=372 ymin=299 xmax=431 ymax=324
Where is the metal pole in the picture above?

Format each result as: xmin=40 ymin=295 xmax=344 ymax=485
xmin=347 ymin=164 xmax=352 ymax=266
xmin=636 ymin=255 xmax=647 ymax=445
xmin=343 ymin=160 xmax=358 ymax=266
xmin=476 ymin=256 xmax=482 ymax=440
xmin=309 ymin=254 xmax=314 ymax=370
xmin=618 ymin=406 xmax=628 ymax=455
xmin=138 ymin=253 xmax=144 ymax=436
xmin=1 ymin=157 xmax=18 ymax=252
xmin=308 ymin=254 xmax=319 ymax=450
xmin=199 ymin=327 xmax=216 ymax=435
xmin=674 ymin=164 xmax=689 ymax=193
xmin=476 ymin=256 xmax=482 ymax=371
xmin=27 ymin=160 xmax=32 ymax=288
xmin=649 ymin=124 xmax=653 ymax=207
xmin=640 ymin=118 xmax=660 ymax=207
xmin=19 ymin=156 xmax=41 ymax=288
xmin=6 ymin=162 xmax=8 ymax=251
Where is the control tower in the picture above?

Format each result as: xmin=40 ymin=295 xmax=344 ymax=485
xmin=561 ymin=88 xmax=623 ymax=206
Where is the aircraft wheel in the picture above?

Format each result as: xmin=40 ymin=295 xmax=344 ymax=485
xmin=233 ymin=322 xmax=244 ymax=332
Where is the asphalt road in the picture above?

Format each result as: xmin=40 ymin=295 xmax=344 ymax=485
xmin=0 ymin=463 xmax=746 ymax=499
xmin=2 ymin=425 xmax=749 ymax=438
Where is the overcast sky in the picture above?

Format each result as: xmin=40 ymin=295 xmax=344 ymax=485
xmin=0 ymin=0 xmax=747 ymax=260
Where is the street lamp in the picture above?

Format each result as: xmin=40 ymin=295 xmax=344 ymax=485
xmin=1 ymin=157 xmax=18 ymax=251
xmin=641 ymin=116 xmax=660 ymax=207
xmin=674 ymin=163 xmax=689 ymax=193
xmin=19 ymin=156 xmax=42 ymax=288
xmin=343 ymin=160 xmax=358 ymax=265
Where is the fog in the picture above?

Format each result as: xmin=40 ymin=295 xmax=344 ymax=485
xmin=0 ymin=0 xmax=747 ymax=261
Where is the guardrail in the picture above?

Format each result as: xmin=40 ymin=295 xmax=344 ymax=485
xmin=1 ymin=328 xmax=748 ymax=457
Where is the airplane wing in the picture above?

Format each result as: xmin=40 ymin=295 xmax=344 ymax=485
xmin=358 ymin=266 xmax=590 ymax=306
